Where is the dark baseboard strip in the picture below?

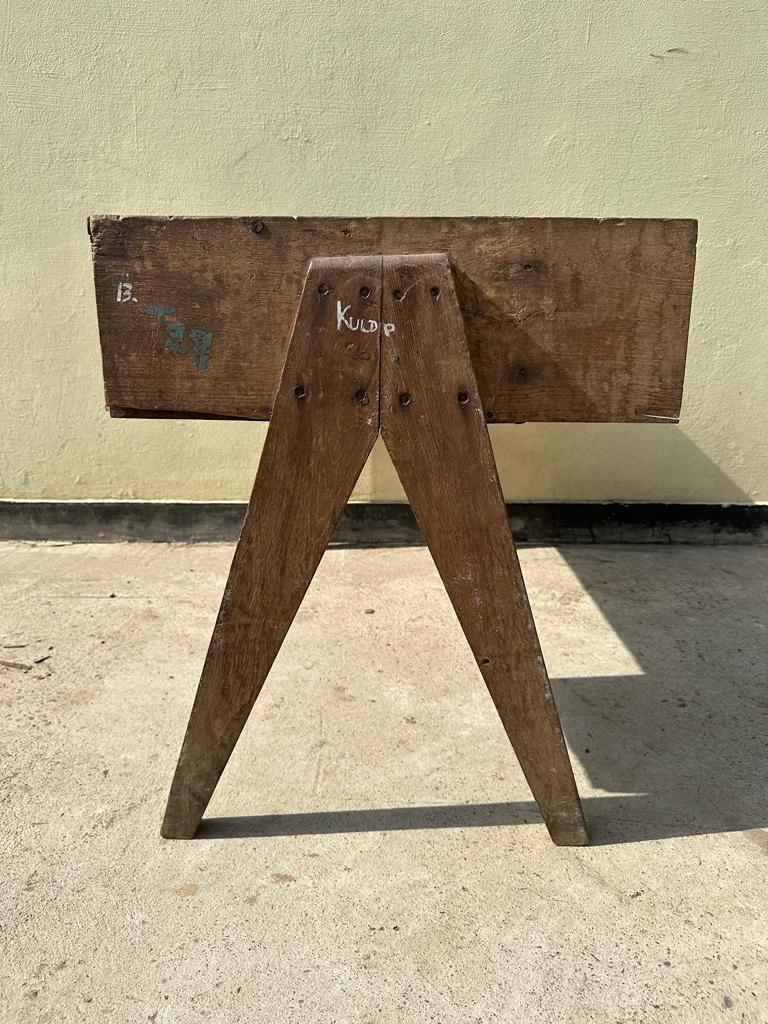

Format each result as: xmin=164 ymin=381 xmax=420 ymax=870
xmin=0 ymin=501 xmax=766 ymax=545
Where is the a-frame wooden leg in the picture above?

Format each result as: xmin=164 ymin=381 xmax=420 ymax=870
xmin=379 ymin=253 xmax=589 ymax=846
xmin=161 ymin=255 xmax=382 ymax=838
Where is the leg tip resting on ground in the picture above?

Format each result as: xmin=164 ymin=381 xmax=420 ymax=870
xmin=546 ymin=811 xmax=591 ymax=847
xmin=160 ymin=784 xmax=206 ymax=840
xmin=160 ymin=819 xmax=198 ymax=840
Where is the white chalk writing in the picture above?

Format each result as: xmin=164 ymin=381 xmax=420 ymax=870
xmin=116 ymin=281 xmax=137 ymax=303
xmin=336 ymin=301 xmax=395 ymax=336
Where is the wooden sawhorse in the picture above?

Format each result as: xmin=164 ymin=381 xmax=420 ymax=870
xmin=90 ymin=216 xmax=697 ymax=845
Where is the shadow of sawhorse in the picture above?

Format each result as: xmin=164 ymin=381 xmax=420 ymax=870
xmin=195 ymin=790 xmax=768 ymax=846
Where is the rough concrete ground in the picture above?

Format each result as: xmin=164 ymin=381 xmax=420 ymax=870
xmin=2 ymin=541 xmax=767 ymax=1023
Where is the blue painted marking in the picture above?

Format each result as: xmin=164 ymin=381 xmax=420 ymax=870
xmin=190 ymin=328 xmax=213 ymax=373
xmin=146 ymin=300 xmax=215 ymax=373
xmin=164 ymin=321 xmax=186 ymax=354
xmin=146 ymin=304 xmax=176 ymax=325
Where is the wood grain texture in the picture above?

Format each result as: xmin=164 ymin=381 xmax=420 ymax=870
xmin=90 ymin=215 xmax=697 ymax=424
xmin=161 ymin=255 xmax=381 ymax=839
xmin=379 ymin=254 xmax=589 ymax=846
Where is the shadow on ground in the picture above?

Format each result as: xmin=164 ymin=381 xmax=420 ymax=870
xmin=552 ymin=545 xmax=768 ymax=844
xmin=196 ymin=546 xmax=768 ymax=847
xmin=196 ymin=791 xmax=766 ymax=846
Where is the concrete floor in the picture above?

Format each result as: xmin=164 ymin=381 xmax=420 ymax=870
xmin=2 ymin=541 xmax=767 ymax=1023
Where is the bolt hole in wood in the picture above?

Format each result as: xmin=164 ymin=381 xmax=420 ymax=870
xmin=431 ymin=286 xmax=441 ymax=299
xmin=399 ymin=392 xmax=411 ymax=407
xmin=485 ymin=409 xmax=495 ymax=419
xmin=293 ymin=385 xmax=306 ymax=399
xmin=318 ymin=283 xmax=330 ymax=295
xmin=394 ymin=289 xmax=405 ymax=301
xmin=479 ymin=657 xmax=491 ymax=666
xmin=355 ymin=388 xmax=369 ymax=405
xmin=523 ymin=262 xmax=533 ymax=271
xmin=359 ymin=286 xmax=371 ymax=298
xmin=458 ymin=391 xmax=470 ymax=406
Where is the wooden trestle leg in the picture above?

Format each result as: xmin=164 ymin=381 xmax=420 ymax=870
xmin=379 ymin=254 xmax=588 ymax=846
xmin=162 ymin=250 xmax=588 ymax=846
xmin=161 ymin=255 xmax=381 ymax=838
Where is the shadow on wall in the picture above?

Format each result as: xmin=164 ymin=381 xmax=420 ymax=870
xmin=362 ymin=424 xmax=753 ymax=506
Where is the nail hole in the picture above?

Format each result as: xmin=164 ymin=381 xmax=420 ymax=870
xmin=479 ymin=657 xmax=491 ymax=666
xmin=485 ymin=409 xmax=495 ymax=420
xmin=430 ymin=286 xmax=441 ymax=299
xmin=458 ymin=391 xmax=470 ymax=406
xmin=249 ymin=219 xmax=264 ymax=234
xmin=355 ymin=388 xmax=369 ymax=405
xmin=318 ymin=283 xmax=330 ymax=295
xmin=293 ymin=385 xmax=306 ymax=399
xmin=359 ymin=286 xmax=371 ymax=298
xmin=394 ymin=289 xmax=405 ymax=301
xmin=399 ymin=392 xmax=411 ymax=407
xmin=523 ymin=263 xmax=533 ymax=271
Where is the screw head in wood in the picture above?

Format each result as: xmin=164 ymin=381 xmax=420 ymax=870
xmin=318 ymin=283 xmax=330 ymax=295
xmin=293 ymin=384 xmax=306 ymax=399
xmin=458 ymin=391 xmax=470 ymax=406
xmin=359 ymin=286 xmax=371 ymax=298
xmin=249 ymin=219 xmax=265 ymax=233
xmin=399 ymin=392 xmax=411 ymax=407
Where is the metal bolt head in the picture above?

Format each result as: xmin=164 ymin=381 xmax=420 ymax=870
xmin=249 ymin=219 xmax=265 ymax=233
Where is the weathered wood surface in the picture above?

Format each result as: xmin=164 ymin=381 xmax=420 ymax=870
xmin=90 ymin=215 xmax=697 ymax=423
xmin=161 ymin=255 xmax=380 ymax=839
xmin=380 ymin=254 xmax=588 ymax=845
xmin=161 ymin=252 xmax=589 ymax=842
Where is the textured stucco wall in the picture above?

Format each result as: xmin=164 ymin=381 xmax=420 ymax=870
xmin=1 ymin=1 xmax=766 ymax=502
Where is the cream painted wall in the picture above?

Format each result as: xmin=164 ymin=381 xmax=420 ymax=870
xmin=1 ymin=1 xmax=766 ymax=503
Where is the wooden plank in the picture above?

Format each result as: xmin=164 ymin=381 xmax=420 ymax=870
xmin=161 ymin=255 xmax=381 ymax=838
xmin=90 ymin=215 xmax=697 ymax=423
xmin=379 ymin=253 xmax=589 ymax=845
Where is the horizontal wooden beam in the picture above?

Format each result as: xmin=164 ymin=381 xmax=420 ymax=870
xmin=90 ymin=216 xmax=697 ymax=423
